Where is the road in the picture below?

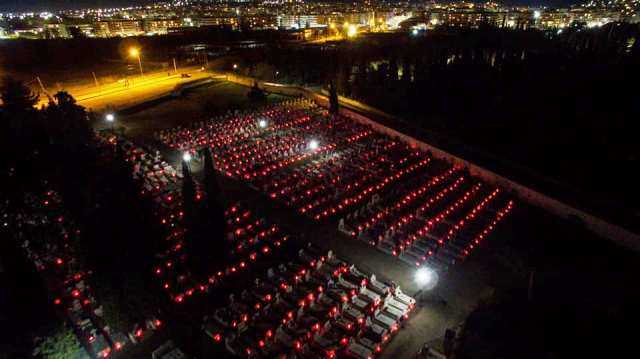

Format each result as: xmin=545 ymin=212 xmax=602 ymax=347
xmin=37 ymin=67 xmax=214 ymax=112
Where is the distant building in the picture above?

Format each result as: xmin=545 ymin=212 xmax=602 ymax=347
xmin=44 ymin=23 xmax=70 ymax=38
xmin=143 ymin=19 xmax=183 ymax=34
xmin=241 ymin=15 xmax=278 ymax=30
xmin=277 ymin=14 xmax=322 ymax=29
xmin=342 ymin=12 xmax=373 ymax=26
xmin=94 ymin=20 xmax=143 ymax=37
xmin=194 ymin=17 xmax=238 ymax=30
xmin=13 ymin=25 xmax=45 ymax=39
xmin=66 ymin=23 xmax=95 ymax=37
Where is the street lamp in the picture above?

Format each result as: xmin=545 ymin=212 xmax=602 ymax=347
xmin=105 ymin=113 xmax=115 ymax=132
xmin=258 ymin=119 xmax=268 ymax=128
xmin=415 ymin=267 xmax=437 ymax=289
xmin=182 ymin=152 xmax=192 ymax=162
xmin=308 ymin=139 xmax=319 ymax=151
xmin=233 ymin=63 xmax=238 ymax=71
xmin=129 ymin=47 xmax=143 ymax=76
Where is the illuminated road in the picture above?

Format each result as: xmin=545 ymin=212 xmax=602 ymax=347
xmin=37 ymin=67 xmax=215 ymax=111
xmin=307 ymin=34 xmax=344 ymax=43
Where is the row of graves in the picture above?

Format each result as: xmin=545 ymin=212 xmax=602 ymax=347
xmin=203 ymin=244 xmax=416 ymax=359
xmin=154 ymin=99 xmax=515 ymax=275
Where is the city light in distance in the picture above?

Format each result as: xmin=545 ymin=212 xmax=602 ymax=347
xmin=533 ymin=10 xmax=541 ymax=19
xmin=308 ymin=139 xmax=319 ymax=150
xmin=105 ymin=113 xmax=115 ymax=122
xmin=183 ymin=152 xmax=192 ymax=162
xmin=259 ymin=119 xmax=268 ymax=128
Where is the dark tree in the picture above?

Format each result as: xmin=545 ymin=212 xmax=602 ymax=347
xmin=329 ymin=80 xmax=339 ymax=115
xmin=0 ymin=77 xmax=43 ymax=201
xmin=201 ymin=147 xmax=228 ymax=268
xmin=81 ymin=142 xmax=161 ymax=332
xmin=202 ymin=147 xmax=221 ymax=204
xmin=247 ymin=81 xmax=266 ymax=101
xmin=0 ymin=77 xmax=38 ymax=112
xmin=42 ymin=91 xmax=94 ymax=215
xmin=182 ymin=158 xmax=211 ymax=278
xmin=181 ymin=159 xmax=196 ymax=227
xmin=0 ymin=77 xmax=40 ymax=158
xmin=44 ymin=91 xmax=92 ymax=149
xmin=389 ymin=57 xmax=399 ymax=82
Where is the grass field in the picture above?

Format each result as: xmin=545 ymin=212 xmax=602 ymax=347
xmin=119 ymin=80 xmax=289 ymax=138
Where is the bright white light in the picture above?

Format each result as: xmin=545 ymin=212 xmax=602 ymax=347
xmin=308 ymin=139 xmax=319 ymax=151
xmin=415 ymin=267 xmax=436 ymax=288
xmin=258 ymin=119 xmax=268 ymax=128
xmin=182 ymin=152 xmax=192 ymax=162
xmin=105 ymin=113 xmax=115 ymax=122
xmin=412 ymin=28 xmax=418 ymax=36
xmin=533 ymin=10 xmax=541 ymax=19
xmin=557 ymin=29 xmax=563 ymax=34
xmin=347 ymin=24 xmax=357 ymax=38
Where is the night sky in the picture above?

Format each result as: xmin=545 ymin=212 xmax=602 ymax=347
xmin=0 ymin=0 xmax=151 ymax=12
xmin=0 ymin=0 xmax=581 ymax=12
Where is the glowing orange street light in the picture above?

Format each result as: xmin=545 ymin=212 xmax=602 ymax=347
xmin=129 ymin=47 xmax=143 ymax=76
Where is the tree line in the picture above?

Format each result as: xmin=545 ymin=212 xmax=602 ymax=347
xmin=240 ymin=24 xmax=640 ymax=228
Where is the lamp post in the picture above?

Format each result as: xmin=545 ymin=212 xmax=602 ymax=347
xmin=129 ymin=48 xmax=143 ymax=76
xmin=414 ymin=267 xmax=438 ymax=303
xmin=308 ymin=139 xmax=319 ymax=151
xmin=182 ymin=151 xmax=192 ymax=170
xmin=105 ymin=113 xmax=115 ymax=132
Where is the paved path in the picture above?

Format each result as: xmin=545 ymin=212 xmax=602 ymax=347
xmin=37 ymin=67 xmax=212 ymax=112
